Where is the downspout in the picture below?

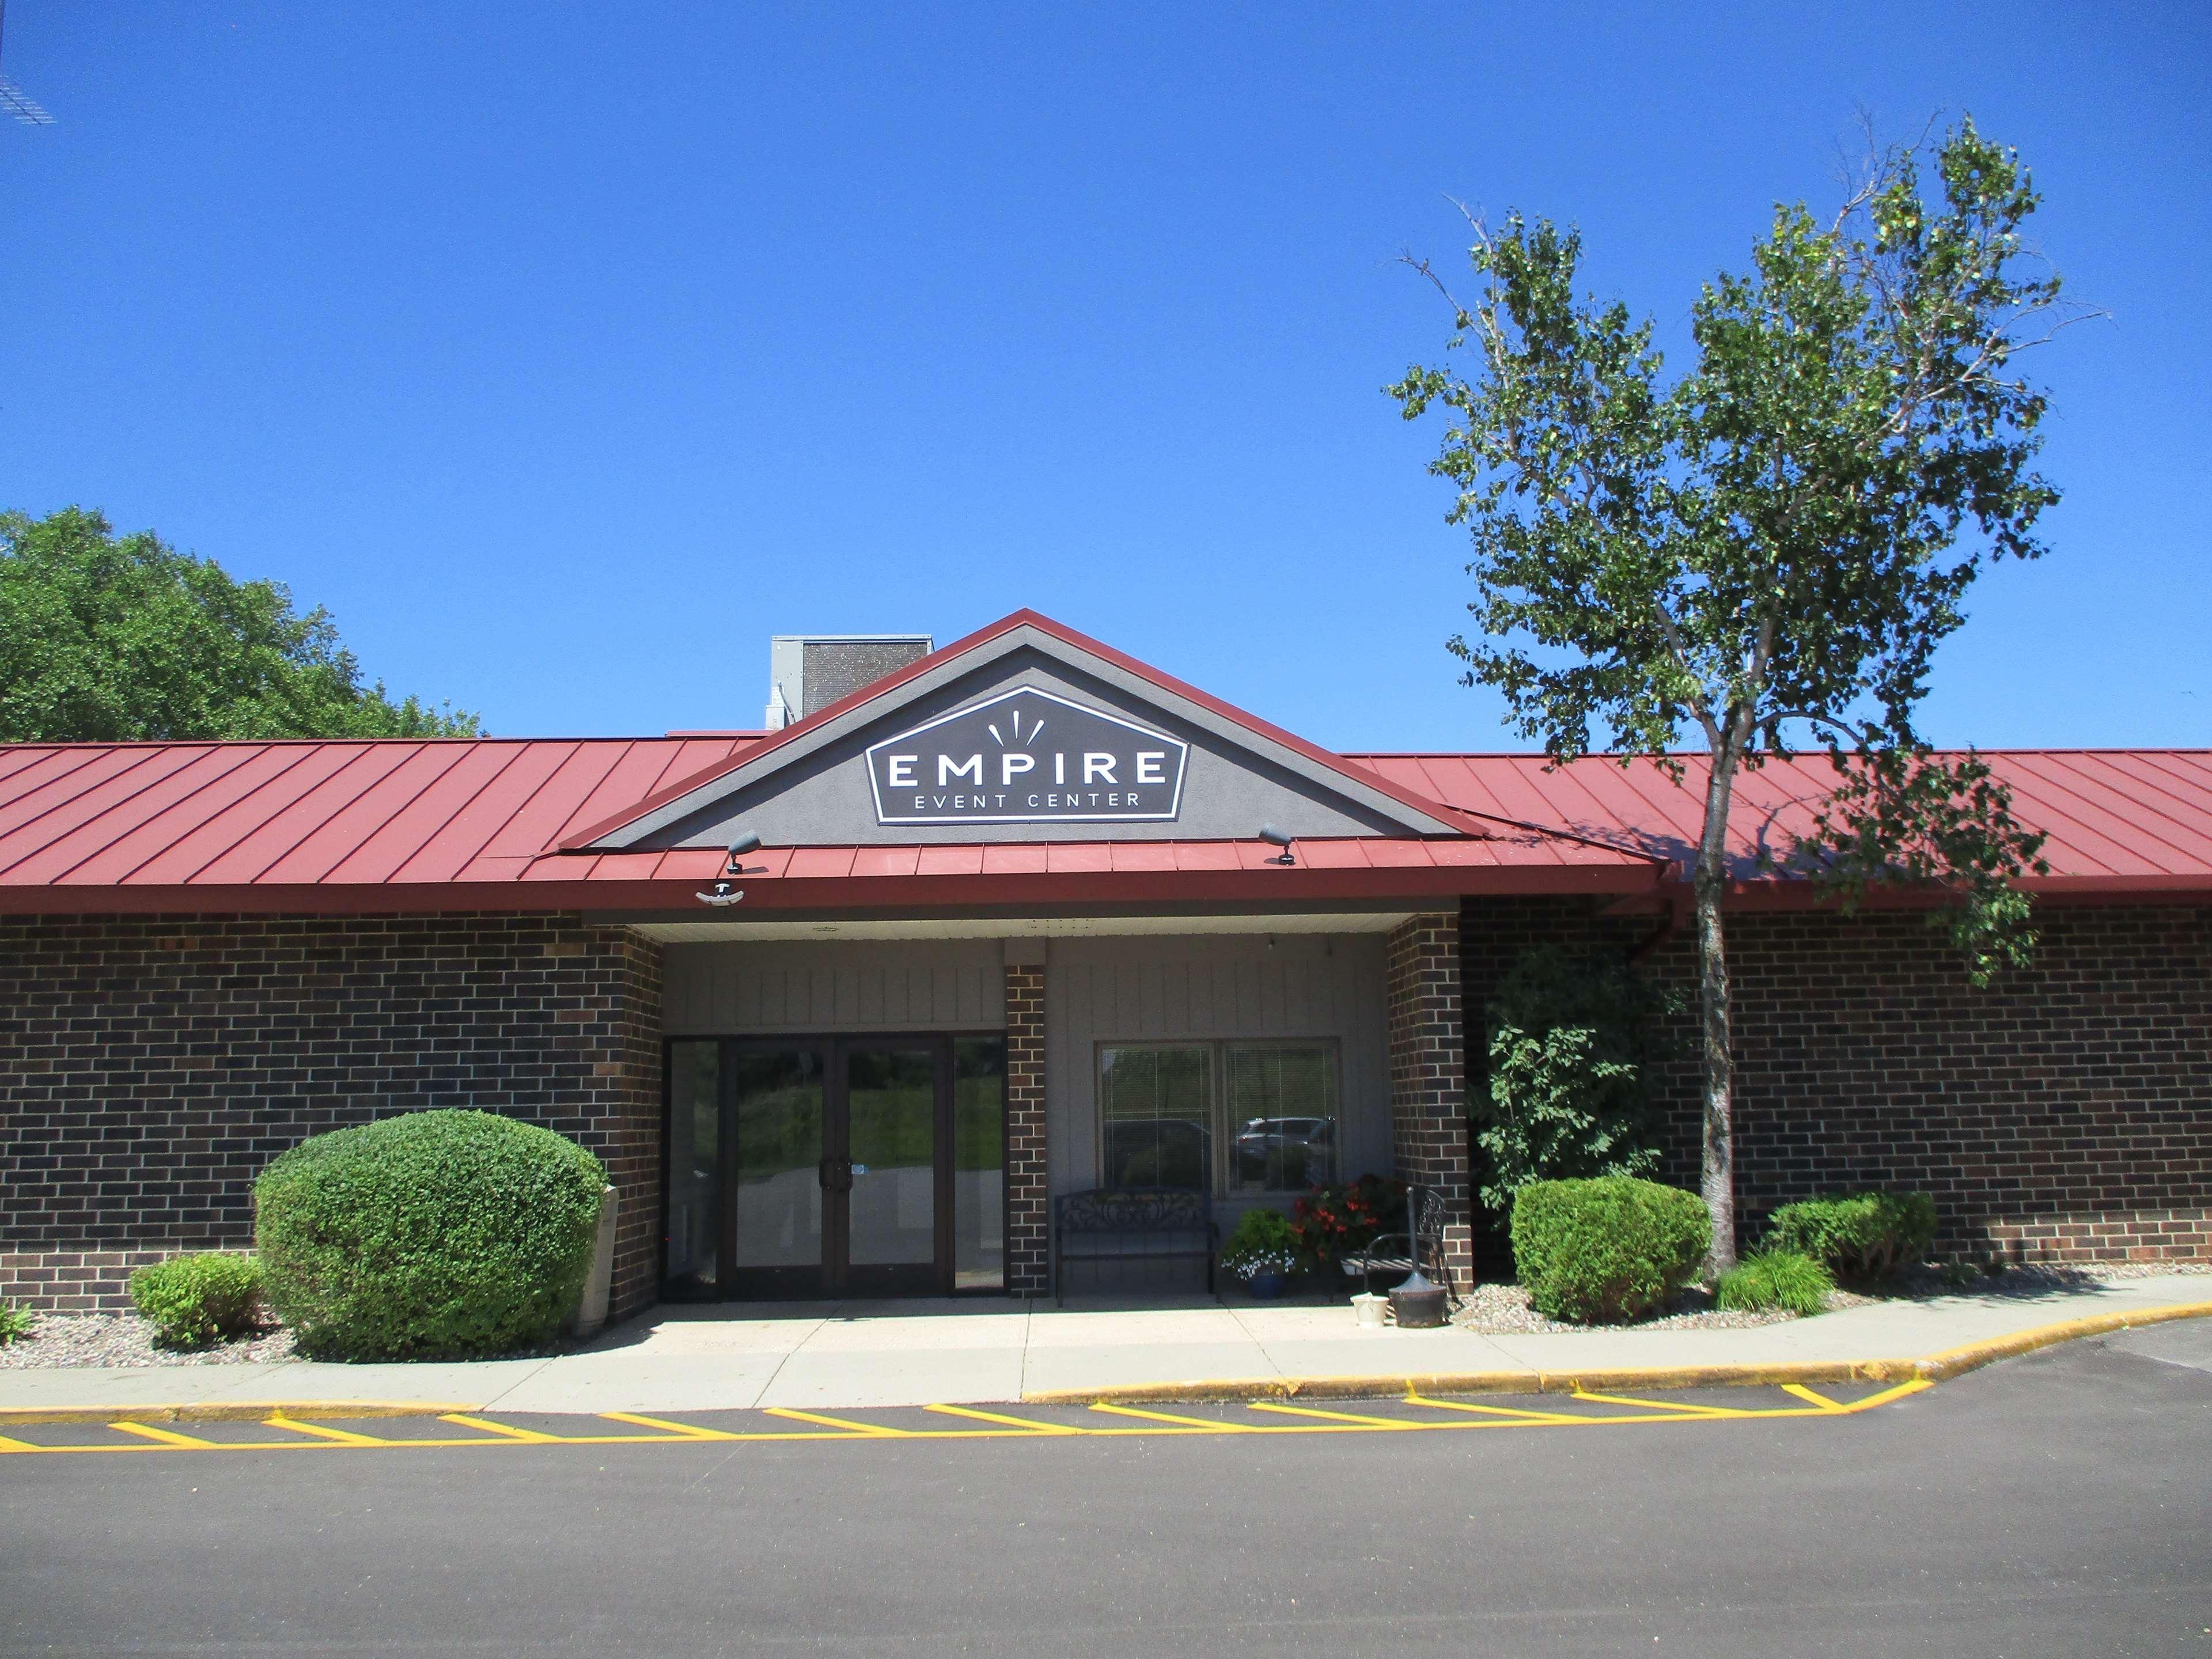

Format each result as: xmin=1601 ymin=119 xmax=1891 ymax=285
xmin=1627 ymin=865 xmax=1692 ymax=967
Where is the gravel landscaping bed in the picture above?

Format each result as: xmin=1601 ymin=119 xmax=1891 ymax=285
xmin=1449 ymin=1280 xmax=1796 ymax=1334
xmin=1446 ymin=1259 xmax=2210 ymax=1335
xmin=0 ymin=1313 xmax=297 ymax=1369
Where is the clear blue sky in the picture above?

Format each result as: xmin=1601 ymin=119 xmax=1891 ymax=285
xmin=3 ymin=2 xmax=2205 ymax=751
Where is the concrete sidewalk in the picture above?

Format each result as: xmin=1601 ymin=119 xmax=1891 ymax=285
xmin=3 ymin=1274 xmax=2207 ymax=1418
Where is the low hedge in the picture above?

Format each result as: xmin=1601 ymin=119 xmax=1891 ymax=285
xmin=255 ymin=1109 xmax=607 ymax=1362
xmin=1510 ymin=1176 xmax=1711 ymax=1324
xmin=129 ymin=1253 xmax=265 ymax=1349
xmin=1764 ymin=1192 xmax=1937 ymax=1280
xmin=1715 ymin=1248 xmax=1834 ymax=1317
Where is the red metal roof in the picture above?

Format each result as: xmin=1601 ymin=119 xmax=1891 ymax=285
xmin=0 ymin=734 xmax=1661 ymax=915
xmin=1344 ymin=749 xmax=2212 ymax=896
xmin=1 ymin=720 xmax=2204 ymax=916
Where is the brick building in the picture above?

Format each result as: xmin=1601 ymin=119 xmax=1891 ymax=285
xmin=3 ymin=612 xmax=2206 ymax=1316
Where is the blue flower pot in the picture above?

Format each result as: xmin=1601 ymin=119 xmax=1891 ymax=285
xmin=1245 ymin=1270 xmax=1289 ymax=1300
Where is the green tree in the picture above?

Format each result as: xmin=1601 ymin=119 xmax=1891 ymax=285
xmin=0 ymin=506 xmax=479 ymax=742
xmin=1389 ymin=120 xmax=2078 ymax=1271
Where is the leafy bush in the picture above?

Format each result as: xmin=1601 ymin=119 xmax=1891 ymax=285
xmin=1290 ymin=1175 xmax=1406 ymax=1267
xmin=128 ymin=1253 xmax=265 ymax=1349
xmin=0 ymin=1300 xmax=32 ymax=1346
xmin=1221 ymin=1208 xmax=1300 ymax=1280
xmin=255 ymin=1109 xmax=606 ymax=1361
xmin=1510 ymin=1176 xmax=1711 ymax=1324
xmin=1475 ymin=947 xmax=1671 ymax=1215
xmin=1716 ymin=1249 xmax=1834 ymax=1317
xmin=1764 ymin=1192 xmax=1938 ymax=1280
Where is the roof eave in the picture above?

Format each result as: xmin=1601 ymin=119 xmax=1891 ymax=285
xmin=0 ymin=862 xmax=1671 ymax=918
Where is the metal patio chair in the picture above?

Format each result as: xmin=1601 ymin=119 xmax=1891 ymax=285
xmin=1353 ymin=1184 xmax=1457 ymax=1306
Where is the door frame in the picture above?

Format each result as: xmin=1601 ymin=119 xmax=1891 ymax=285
xmin=658 ymin=1031 xmax=1009 ymax=1301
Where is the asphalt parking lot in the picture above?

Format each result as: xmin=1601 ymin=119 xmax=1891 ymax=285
xmin=3 ymin=1325 xmax=2207 ymax=1657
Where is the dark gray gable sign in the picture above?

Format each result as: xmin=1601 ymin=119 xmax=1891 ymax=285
xmin=865 ymin=685 xmax=1188 ymax=824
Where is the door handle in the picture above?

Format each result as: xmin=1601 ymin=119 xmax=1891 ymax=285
xmin=818 ymin=1157 xmax=854 ymax=1194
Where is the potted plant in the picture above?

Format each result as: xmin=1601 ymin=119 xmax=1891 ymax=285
xmin=1289 ymin=1173 xmax=1407 ymax=1279
xmin=1221 ymin=1207 xmax=1301 ymax=1299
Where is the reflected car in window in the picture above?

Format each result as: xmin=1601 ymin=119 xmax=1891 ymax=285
xmin=1233 ymin=1115 xmax=1336 ymax=1187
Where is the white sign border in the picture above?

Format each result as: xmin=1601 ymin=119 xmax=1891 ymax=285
xmin=863 ymin=684 xmax=1191 ymax=825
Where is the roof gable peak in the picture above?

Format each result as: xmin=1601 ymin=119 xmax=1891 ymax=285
xmin=563 ymin=609 xmax=1469 ymax=850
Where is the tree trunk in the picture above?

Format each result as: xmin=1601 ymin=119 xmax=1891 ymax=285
xmin=1694 ymin=743 xmax=1744 ymax=1278
xmin=1693 ymin=859 xmax=1736 ymax=1277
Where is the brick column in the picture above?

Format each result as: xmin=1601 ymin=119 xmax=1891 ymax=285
xmin=593 ymin=927 xmax=665 ymax=1324
xmin=1003 ymin=958 xmax=1050 ymax=1294
xmin=1387 ymin=912 xmax=1473 ymax=1291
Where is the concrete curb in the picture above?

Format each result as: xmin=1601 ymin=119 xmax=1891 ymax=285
xmin=1910 ymin=1299 xmax=2212 ymax=1382
xmin=6 ymin=1300 xmax=2207 ymax=1425
xmin=1020 ymin=1298 xmax=2212 ymax=1406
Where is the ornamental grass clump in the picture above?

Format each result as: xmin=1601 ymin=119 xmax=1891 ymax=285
xmin=0 ymin=1300 xmax=32 ymax=1346
xmin=128 ymin=1252 xmax=266 ymax=1349
xmin=1764 ymin=1192 xmax=1938 ymax=1281
xmin=1510 ymin=1176 xmax=1711 ymax=1324
xmin=1715 ymin=1249 xmax=1834 ymax=1317
xmin=255 ymin=1109 xmax=606 ymax=1362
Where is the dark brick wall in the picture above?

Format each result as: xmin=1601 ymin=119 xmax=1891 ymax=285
xmin=1386 ymin=912 xmax=1474 ymax=1289
xmin=1461 ymin=896 xmax=2212 ymax=1263
xmin=0 ymin=913 xmax=665 ymax=1315
xmin=1003 ymin=963 xmax=1049 ymax=1293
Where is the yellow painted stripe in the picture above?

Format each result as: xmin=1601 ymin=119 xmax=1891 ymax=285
xmin=436 ymin=1414 xmax=560 ymax=1443
xmin=0 ymin=1431 xmax=41 ymax=1452
xmin=109 ymin=1421 xmax=217 ymax=1448
xmin=922 ymin=1404 xmax=1078 ymax=1434
xmin=1089 ymin=1403 xmax=1255 ymax=1432
xmin=266 ymin=1416 xmax=390 ymax=1446
xmin=1834 ymin=1378 xmax=1933 ymax=1412
xmin=1781 ymin=1384 xmax=1844 ymax=1411
xmin=1571 ymin=1389 xmax=1741 ymax=1418
xmin=1403 ymin=1393 xmax=1583 ymax=1424
xmin=762 ymin=1408 xmax=908 ymax=1437
xmin=1245 ymin=1402 xmax=1419 ymax=1429
xmin=598 ymin=1411 xmax=741 ymax=1440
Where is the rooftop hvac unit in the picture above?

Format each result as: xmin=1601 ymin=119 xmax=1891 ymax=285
xmin=765 ymin=633 xmax=933 ymax=729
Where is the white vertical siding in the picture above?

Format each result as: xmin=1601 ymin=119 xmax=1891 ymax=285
xmin=661 ymin=939 xmax=1006 ymax=1034
xmin=1046 ymin=933 xmax=1392 ymax=1220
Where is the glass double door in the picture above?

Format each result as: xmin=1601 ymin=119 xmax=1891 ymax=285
xmin=665 ymin=1034 xmax=1005 ymax=1299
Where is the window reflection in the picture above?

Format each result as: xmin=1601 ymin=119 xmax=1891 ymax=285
xmin=1099 ymin=1045 xmax=1212 ymax=1190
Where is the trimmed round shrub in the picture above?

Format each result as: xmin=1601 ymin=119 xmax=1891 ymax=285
xmin=1716 ymin=1249 xmax=1834 ymax=1317
xmin=1764 ymin=1192 xmax=1937 ymax=1280
xmin=1510 ymin=1176 xmax=1712 ymax=1325
xmin=255 ymin=1110 xmax=607 ymax=1361
xmin=129 ymin=1252 xmax=265 ymax=1349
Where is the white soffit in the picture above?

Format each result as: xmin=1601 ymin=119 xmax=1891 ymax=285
xmin=623 ymin=911 xmax=1416 ymax=944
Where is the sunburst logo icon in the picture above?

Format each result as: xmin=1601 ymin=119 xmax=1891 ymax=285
xmin=987 ymin=703 xmax=1044 ymax=751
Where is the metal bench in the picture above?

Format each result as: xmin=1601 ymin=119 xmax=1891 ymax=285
xmin=1350 ymin=1184 xmax=1456 ymax=1303
xmin=1054 ymin=1187 xmax=1217 ymax=1302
